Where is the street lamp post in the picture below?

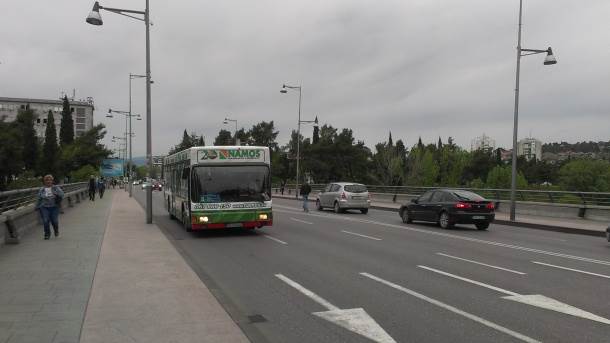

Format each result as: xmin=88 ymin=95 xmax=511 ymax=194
xmin=129 ymin=73 xmax=146 ymax=196
xmin=510 ymin=0 xmax=557 ymax=221
xmin=280 ymin=84 xmax=319 ymax=198
xmin=108 ymin=109 xmax=141 ymax=196
xmin=87 ymin=0 xmax=154 ymax=224
xmin=223 ymin=117 xmax=238 ymax=145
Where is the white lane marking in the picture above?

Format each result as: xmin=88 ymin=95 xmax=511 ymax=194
xmin=273 ymin=206 xmax=610 ymax=267
xmin=419 ymin=266 xmax=610 ymax=325
xmin=360 ymin=272 xmax=540 ymax=343
xmin=341 ymin=230 xmax=382 ymax=241
xmin=275 ymin=274 xmax=396 ymax=342
xmin=437 ymin=253 xmax=527 ymax=275
xmin=532 ymin=261 xmax=610 ymax=279
xmin=275 ymin=274 xmax=338 ymax=310
xmin=289 ymin=217 xmax=314 ymax=225
xmin=418 ymin=265 xmax=519 ymax=296
xmin=264 ymin=235 xmax=288 ymax=245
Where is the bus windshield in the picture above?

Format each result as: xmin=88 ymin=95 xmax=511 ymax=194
xmin=191 ymin=165 xmax=270 ymax=203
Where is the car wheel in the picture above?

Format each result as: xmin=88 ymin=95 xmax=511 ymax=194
xmin=401 ymin=210 xmax=412 ymax=224
xmin=439 ymin=211 xmax=453 ymax=229
xmin=316 ymin=199 xmax=323 ymax=211
xmin=334 ymin=202 xmax=341 ymax=214
xmin=476 ymin=222 xmax=489 ymax=230
xmin=360 ymin=208 xmax=368 ymax=214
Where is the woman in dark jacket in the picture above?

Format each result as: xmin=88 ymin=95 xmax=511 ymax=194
xmin=36 ymin=175 xmax=64 ymax=240
xmin=88 ymin=175 xmax=97 ymax=201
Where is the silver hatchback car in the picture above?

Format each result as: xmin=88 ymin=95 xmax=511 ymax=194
xmin=316 ymin=182 xmax=370 ymax=214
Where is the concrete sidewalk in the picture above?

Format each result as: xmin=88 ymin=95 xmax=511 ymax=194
xmin=273 ymin=193 xmax=608 ymax=236
xmin=0 ymin=189 xmax=113 ymax=343
xmin=80 ymin=191 xmax=248 ymax=343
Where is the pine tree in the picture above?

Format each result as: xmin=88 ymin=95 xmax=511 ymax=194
xmin=417 ymin=136 xmax=423 ymax=149
xmin=59 ymin=96 xmax=74 ymax=146
xmin=312 ymin=117 xmax=320 ymax=145
xmin=15 ymin=107 xmax=38 ymax=172
xmin=388 ymin=131 xmax=393 ymax=147
xmin=197 ymin=136 xmax=205 ymax=146
xmin=437 ymin=136 xmax=443 ymax=149
xmin=41 ymin=110 xmax=59 ymax=176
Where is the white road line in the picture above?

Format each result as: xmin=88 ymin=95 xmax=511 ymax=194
xmin=341 ymin=230 xmax=382 ymax=241
xmin=418 ymin=265 xmax=519 ymax=296
xmin=532 ymin=261 xmax=610 ymax=279
xmin=275 ymin=274 xmax=338 ymax=311
xmin=360 ymin=272 xmax=541 ymax=343
xmin=437 ymin=253 xmax=527 ymax=275
xmin=273 ymin=206 xmax=610 ymax=267
xmin=289 ymin=217 xmax=314 ymax=225
xmin=264 ymin=235 xmax=288 ymax=245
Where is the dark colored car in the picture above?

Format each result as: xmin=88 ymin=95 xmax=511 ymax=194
xmin=399 ymin=189 xmax=495 ymax=230
xmin=152 ymin=182 xmax=163 ymax=191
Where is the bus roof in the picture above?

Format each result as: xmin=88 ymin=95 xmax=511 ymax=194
xmin=164 ymin=146 xmax=270 ymax=165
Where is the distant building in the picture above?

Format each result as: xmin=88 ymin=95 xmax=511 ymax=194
xmin=517 ymin=137 xmax=543 ymax=161
xmin=471 ymin=133 xmax=496 ymax=152
xmin=0 ymin=96 xmax=95 ymax=139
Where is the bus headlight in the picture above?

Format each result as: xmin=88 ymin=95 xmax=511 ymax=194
xmin=199 ymin=216 xmax=209 ymax=223
xmin=259 ymin=213 xmax=268 ymax=221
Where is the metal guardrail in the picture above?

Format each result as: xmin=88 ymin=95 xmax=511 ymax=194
xmin=273 ymin=184 xmax=610 ymax=207
xmin=0 ymin=182 xmax=88 ymax=213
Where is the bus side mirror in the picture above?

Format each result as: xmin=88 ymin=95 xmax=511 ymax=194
xmin=182 ymin=168 xmax=189 ymax=179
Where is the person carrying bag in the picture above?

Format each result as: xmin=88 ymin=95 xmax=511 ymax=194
xmin=36 ymin=175 xmax=64 ymax=240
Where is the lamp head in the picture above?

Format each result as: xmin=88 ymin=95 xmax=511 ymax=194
xmin=86 ymin=2 xmax=103 ymax=26
xmin=223 ymin=120 xmax=228 ymax=124
xmin=106 ymin=114 xmax=113 ymax=118
xmin=543 ymin=47 xmax=557 ymax=65
xmin=280 ymin=84 xmax=287 ymax=93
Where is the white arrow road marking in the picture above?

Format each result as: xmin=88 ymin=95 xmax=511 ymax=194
xmin=341 ymin=230 xmax=383 ymax=241
xmin=532 ymin=261 xmax=610 ymax=279
xmin=419 ymin=265 xmax=610 ymax=325
xmin=289 ymin=217 xmax=314 ymax=225
xmin=273 ymin=206 xmax=610 ymax=267
xmin=275 ymin=274 xmax=396 ymax=343
xmin=360 ymin=272 xmax=540 ymax=343
xmin=437 ymin=253 xmax=527 ymax=275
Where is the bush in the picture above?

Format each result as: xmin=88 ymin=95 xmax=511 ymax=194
xmin=70 ymin=165 xmax=99 ymax=182
xmin=7 ymin=171 xmax=42 ymax=190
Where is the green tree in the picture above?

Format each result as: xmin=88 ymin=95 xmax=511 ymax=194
xmin=60 ymin=124 xmax=112 ymax=175
xmin=59 ymin=96 xmax=74 ymax=146
xmin=197 ymin=136 xmax=205 ymax=146
xmin=69 ymin=165 xmax=99 ymax=182
xmin=213 ymin=129 xmax=233 ymax=146
xmin=0 ymin=118 xmax=23 ymax=189
xmin=235 ymin=128 xmax=250 ymax=145
xmin=559 ymin=159 xmax=610 ymax=192
xmin=15 ymin=107 xmax=39 ymax=172
xmin=486 ymin=165 xmax=527 ymax=189
xmin=249 ymin=121 xmax=279 ymax=149
xmin=40 ymin=110 xmax=59 ymax=176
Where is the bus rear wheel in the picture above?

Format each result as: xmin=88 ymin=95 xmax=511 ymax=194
xmin=183 ymin=210 xmax=192 ymax=232
xmin=168 ymin=199 xmax=175 ymax=220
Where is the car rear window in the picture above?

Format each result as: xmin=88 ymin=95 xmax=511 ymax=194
xmin=451 ymin=190 xmax=485 ymax=201
xmin=344 ymin=184 xmax=367 ymax=193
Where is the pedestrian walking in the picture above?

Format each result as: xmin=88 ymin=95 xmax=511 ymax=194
xmin=300 ymin=182 xmax=312 ymax=212
xmin=88 ymin=175 xmax=96 ymax=201
xmin=36 ymin=175 xmax=64 ymax=240
xmin=98 ymin=177 xmax=106 ymax=199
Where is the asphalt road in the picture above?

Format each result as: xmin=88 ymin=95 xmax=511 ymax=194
xmin=133 ymin=189 xmax=610 ymax=343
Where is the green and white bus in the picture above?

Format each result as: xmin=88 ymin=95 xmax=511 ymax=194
xmin=163 ymin=146 xmax=273 ymax=231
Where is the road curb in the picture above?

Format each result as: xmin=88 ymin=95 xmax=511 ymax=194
xmin=274 ymin=194 xmax=606 ymax=237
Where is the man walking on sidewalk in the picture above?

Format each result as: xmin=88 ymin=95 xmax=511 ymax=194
xmin=300 ymin=182 xmax=312 ymax=212
xmin=36 ymin=175 xmax=64 ymax=240
xmin=88 ymin=175 xmax=97 ymax=201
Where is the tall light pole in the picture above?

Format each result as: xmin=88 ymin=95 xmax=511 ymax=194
xmin=223 ymin=117 xmax=238 ymax=145
xmin=87 ymin=0 xmax=154 ymax=223
xmin=129 ymin=73 xmax=146 ymax=196
xmin=108 ymin=109 xmax=141 ymax=196
xmin=280 ymin=84 xmax=302 ymax=198
xmin=510 ymin=0 xmax=557 ymax=221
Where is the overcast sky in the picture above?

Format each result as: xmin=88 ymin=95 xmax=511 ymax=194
xmin=1 ymin=0 xmax=609 ymax=156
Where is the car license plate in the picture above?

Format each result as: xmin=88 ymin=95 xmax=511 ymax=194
xmin=226 ymin=223 xmax=243 ymax=228
xmin=472 ymin=216 xmax=485 ymax=220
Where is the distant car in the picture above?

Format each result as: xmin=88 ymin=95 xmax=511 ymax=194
xmin=152 ymin=182 xmax=162 ymax=191
xmin=316 ymin=182 xmax=370 ymax=214
xmin=399 ymin=189 xmax=495 ymax=230
xmin=141 ymin=182 xmax=149 ymax=190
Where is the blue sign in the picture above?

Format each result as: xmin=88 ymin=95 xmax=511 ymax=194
xmin=101 ymin=159 xmax=124 ymax=177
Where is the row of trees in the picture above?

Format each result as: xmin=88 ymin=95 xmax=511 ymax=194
xmin=0 ymin=96 xmax=111 ymax=190
xmin=167 ymin=123 xmax=610 ymax=193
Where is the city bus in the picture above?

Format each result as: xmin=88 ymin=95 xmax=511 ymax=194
xmin=163 ymin=146 xmax=273 ymax=231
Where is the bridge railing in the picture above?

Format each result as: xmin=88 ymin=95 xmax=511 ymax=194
xmin=0 ymin=182 xmax=88 ymax=214
xmin=273 ymin=184 xmax=610 ymax=207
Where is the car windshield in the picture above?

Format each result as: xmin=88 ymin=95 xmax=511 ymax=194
xmin=344 ymin=184 xmax=367 ymax=193
xmin=451 ymin=190 xmax=485 ymax=201
xmin=191 ymin=165 xmax=270 ymax=203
